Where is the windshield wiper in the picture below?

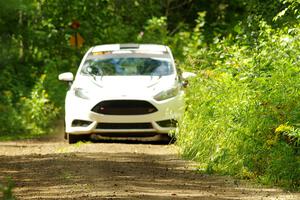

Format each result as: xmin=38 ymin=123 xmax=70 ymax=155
xmin=89 ymin=72 xmax=97 ymax=81
xmin=150 ymin=72 xmax=162 ymax=80
xmin=87 ymin=68 xmax=104 ymax=81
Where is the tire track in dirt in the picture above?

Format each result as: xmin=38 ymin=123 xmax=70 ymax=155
xmin=0 ymin=139 xmax=299 ymax=200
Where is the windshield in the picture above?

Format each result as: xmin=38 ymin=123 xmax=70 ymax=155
xmin=81 ymin=57 xmax=174 ymax=76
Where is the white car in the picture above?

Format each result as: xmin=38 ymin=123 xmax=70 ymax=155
xmin=59 ymin=44 xmax=194 ymax=143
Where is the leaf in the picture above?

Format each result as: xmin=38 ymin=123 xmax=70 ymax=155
xmin=273 ymin=7 xmax=289 ymax=21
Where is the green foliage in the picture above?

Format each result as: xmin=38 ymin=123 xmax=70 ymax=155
xmin=0 ymin=0 xmax=299 ymax=189
xmin=0 ymin=93 xmax=24 ymax=135
xmin=0 ymin=74 xmax=59 ymax=139
xmin=176 ymin=16 xmax=300 ymax=188
xmin=19 ymin=74 xmax=59 ymax=135
xmin=138 ymin=16 xmax=168 ymax=44
xmin=0 ymin=178 xmax=16 ymax=200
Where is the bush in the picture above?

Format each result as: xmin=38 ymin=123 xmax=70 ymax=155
xmin=0 ymin=73 xmax=59 ymax=139
xmin=19 ymin=74 xmax=60 ymax=135
xmin=176 ymin=20 xmax=300 ymax=188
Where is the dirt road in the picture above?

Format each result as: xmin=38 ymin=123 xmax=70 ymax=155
xmin=0 ymin=136 xmax=299 ymax=200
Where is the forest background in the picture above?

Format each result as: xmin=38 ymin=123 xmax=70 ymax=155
xmin=0 ymin=0 xmax=299 ymax=189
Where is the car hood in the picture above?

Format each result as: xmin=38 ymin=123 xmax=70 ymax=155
xmin=72 ymin=75 xmax=177 ymax=99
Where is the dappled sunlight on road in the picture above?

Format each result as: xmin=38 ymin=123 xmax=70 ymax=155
xmin=0 ymin=141 xmax=299 ymax=199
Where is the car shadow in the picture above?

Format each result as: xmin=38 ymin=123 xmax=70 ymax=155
xmin=88 ymin=133 xmax=175 ymax=145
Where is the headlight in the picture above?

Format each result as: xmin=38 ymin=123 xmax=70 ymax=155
xmin=154 ymin=86 xmax=180 ymax=101
xmin=74 ymin=88 xmax=90 ymax=99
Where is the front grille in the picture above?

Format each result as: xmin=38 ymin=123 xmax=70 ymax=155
xmin=96 ymin=123 xmax=153 ymax=129
xmin=91 ymin=100 xmax=157 ymax=115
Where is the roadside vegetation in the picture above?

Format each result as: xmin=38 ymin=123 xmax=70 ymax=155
xmin=0 ymin=177 xmax=15 ymax=200
xmin=0 ymin=0 xmax=299 ymax=189
xmin=177 ymin=20 xmax=300 ymax=189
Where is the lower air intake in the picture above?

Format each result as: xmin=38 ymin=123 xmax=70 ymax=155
xmin=71 ymin=120 xmax=92 ymax=127
xmin=96 ymin=123 xmax=153 ymax=129
xmin=156 ymin=119 xmax=178 ymax=128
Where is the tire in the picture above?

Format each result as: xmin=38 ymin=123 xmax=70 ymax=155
xmin=68 ymin=134 xmax=90 ymax=144
xmin=158 ymin=134 xmax=175 ymax=144
xmin=64 ymin=121 xmax=67 ymax=140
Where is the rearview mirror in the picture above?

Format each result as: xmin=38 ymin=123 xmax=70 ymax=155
xmin=58 ymin=72 xmax=74 ymax=82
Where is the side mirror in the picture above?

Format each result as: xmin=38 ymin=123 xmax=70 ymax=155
xmin=58 ymin=72 xmax=74 ymax=82
xmin=181 ymin=72 xmax=196 ymax=88
xmin=182 ymin=72 xmax=196 ymax=80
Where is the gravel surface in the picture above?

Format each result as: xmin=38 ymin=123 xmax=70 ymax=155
xmin=0 ymin=135 xmax=299 ymax=200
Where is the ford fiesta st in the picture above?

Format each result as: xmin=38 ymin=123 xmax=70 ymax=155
xmin=59 ymin=44 xmax=194 ymax=143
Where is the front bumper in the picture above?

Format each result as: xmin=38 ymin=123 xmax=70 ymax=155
xmin=64 ymin=93 xmax=184 ymax=135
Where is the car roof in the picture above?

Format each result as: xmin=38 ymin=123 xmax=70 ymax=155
xmin=91 ymin=44 xmax=169 ymax=54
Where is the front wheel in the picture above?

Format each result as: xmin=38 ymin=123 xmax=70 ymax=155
xmin=68 ymin=134 xmax=90 ymax=144
xmin=157 ymin=134 xmax=175 ymax=144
